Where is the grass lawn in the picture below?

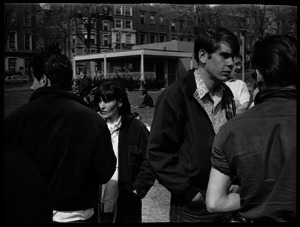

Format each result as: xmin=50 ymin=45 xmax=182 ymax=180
xmin=4 ymin=85 xmax=162 ymax=122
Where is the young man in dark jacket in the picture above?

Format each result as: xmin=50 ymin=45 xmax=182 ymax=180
xmin=4 ymin=52 xmax=116 ymax=223
xmin=147 ymin=26 xmax=239 ymax=222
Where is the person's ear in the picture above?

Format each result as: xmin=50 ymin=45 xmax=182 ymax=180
xmin=198 ymin=49 xmax=209 ymax=64
xmin=256 ymin=69 xmax=263 ymax=83
xmin=118 ymin=100 xmax=123 ymax=108
xmin=40 ymin=74 xmax=50 ymax=87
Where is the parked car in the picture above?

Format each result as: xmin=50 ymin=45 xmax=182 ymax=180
xmin=5 ymin=75 xmax=29 ymax=84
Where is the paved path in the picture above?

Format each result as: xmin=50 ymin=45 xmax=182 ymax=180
xmin=142 ymin=180 xmax=170 ymax=223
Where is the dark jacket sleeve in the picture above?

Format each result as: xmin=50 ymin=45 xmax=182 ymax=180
xmin=94 ymin=118 xmax=116 ymax=184
xmin=147 ymin=87 xmax=195 ymax=197
xmin=132 ymin=121 xmax=156 ymax=199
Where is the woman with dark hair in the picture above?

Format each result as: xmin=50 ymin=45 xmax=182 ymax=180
xmin=93 ymin=81 xmax=155 ymax=223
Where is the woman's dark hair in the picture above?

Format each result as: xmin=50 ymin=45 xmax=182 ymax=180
xmin=251 ymin=35 xmax=297 ymax=87
xmin=94 ymin=81 xmax=131 ymax=115
xmin=30 ymin=52 xmax=73 ymax=90
xmin=194 ymin=26 xmax=240 ymax=64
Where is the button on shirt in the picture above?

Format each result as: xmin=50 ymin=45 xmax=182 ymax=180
xmin=193 ymin=70 xmax=227 ymax=134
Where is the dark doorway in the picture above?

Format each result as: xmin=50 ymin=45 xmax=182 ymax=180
xmin=155 ymin=61 xmax=164 ymax=80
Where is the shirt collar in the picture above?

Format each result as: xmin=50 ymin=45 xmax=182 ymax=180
xmin=194 ymin=70 xmax=226 ymax=99
xmin=194 ymin=70 xmax=209 ymax=99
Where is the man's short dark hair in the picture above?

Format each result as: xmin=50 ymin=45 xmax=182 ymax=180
xmin=30 ymin=52 xmax=73 ymax=90
xmin=194 ymin=26 xmax=240 ymax=64
xmin=251 ymin=35 xmax=297 ymax=87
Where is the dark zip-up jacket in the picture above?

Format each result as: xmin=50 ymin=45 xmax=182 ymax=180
xmin=4 ymin=87 xmax=116 ymax=211
xmin=115 ymin=114 xmax=155 ymax=222
xmin=147 ymin=69 xmax=234 ymax=205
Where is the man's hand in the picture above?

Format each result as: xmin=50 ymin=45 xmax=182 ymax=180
xmin=188 ymin=192 xmax=204 ymax=207
xmin=228 ymin=184 xmax=240 ymax=194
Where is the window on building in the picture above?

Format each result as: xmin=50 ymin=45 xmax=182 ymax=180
xmin=84 ymin=34 xmax=96 ymax=45
xmin=10 ymin=10 xmax=16 ymax=26
xmin=125 ymin=20 xmax=132 ymax=29
xmin=100 ymin=6 xmax=110 ymax=16
xmin=115 ymin=5 xmax=122 ymax=15
xmin=150 ymin=14 xmax=155 ymax=25
xmin=159 ymin=15 xmax=165 ymax=26
xmin=25 ymin=33 xmax=31 ymax=50
xmin=24 ymin=10 xmax=31 ymax=25
xmin=8 ymin=58 xmax=17 ymax=72
xmin=9 ymin=32 xmax=16 ymax=49
xmin=159 ymin=34 xmax=166 ymax=42
xmin=126 ymin=34 xmax=131 ymax=43
xmin=140 ymin=33 xmax=146 ymax=44
xmin=187 ymin=37 xmax=192 ymax=42
xmin=103 ymin=20 xmax=109 ymax=31
xmin=115 ymin=19 xmax=123 ymax=29
xmin=179 ymin=21 xmax=184 ymax=32
xmin=116 ymin=33 xmax=121 ymax=43
xmin=124 ymin=6 xmax=132 ymax=16
xmin=91 ymin=34 xmax=96 ymax=45
xmin=150 ymin=34 xmax=156 ymax=43
xmin=140 ymin=12 xmax=146 ymax=24
xmin=72 ymin=35 xmax=76 ymax=44
xmin=103 ymin=34 xmax=109 ymax=46
xmin=171 ymin=20 xmax=176 ymax=32
xmin=187 ymin=23 xmax=191 ymax=32
xmin=171 ymin=35 xmax=177 ymax=40
xmin=179 ymin=36 xmax=184 ymax=41
xmin=179 ymin=8 xmax=183 ymax=17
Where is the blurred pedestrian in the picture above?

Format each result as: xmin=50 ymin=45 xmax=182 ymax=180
xmin=138 ymin=89 xmax=154 ymax=108
xmin=78 ymin=68 xmax=92 ymax=98
xmin=94 ymin=81 xmax=155 ymax=223
xmin=147 ymin=26 xmax=239 ymax=222
xmin=225 ymin=57 xmax=250 ymax=115
xmin=206 ymin=35 xmax=297 ymax=222
xmin=4 ymin=52 xmax=116 ymax=223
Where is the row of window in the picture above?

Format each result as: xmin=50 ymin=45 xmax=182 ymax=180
xmin=140 ymin=33 xmax=193 ymax=44
xmin=8 ymin=32 xmax=32 ymax=50
xmin=115 ymin=5 xmax=133 ymax=16
xmin=140 ymin=12 xmax=164 ymax=26
xmin=9 ymin=29 xmax=193 ymax=51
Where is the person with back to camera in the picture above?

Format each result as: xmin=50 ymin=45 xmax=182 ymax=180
xmin=206 ymin=35 xmax=297 ymax=222
xmin=93 ymin=81 xmax=156 ymax=223
xmin=4 ymin=51 xmax=117 ymax=223
xmin=147 ymin=26 xmax=240 ymax=222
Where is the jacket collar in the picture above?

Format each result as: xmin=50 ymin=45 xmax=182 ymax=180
xmin=182 ymin=69 xmax=197 ymax=99
xmin=181 ymin=68 xmax=233 ymax=99
xmin=29 ymin=86 xmax=89 ymax=107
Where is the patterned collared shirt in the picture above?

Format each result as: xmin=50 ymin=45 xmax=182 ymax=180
xmin=194 ymin=70 xmax=227 ymax=134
